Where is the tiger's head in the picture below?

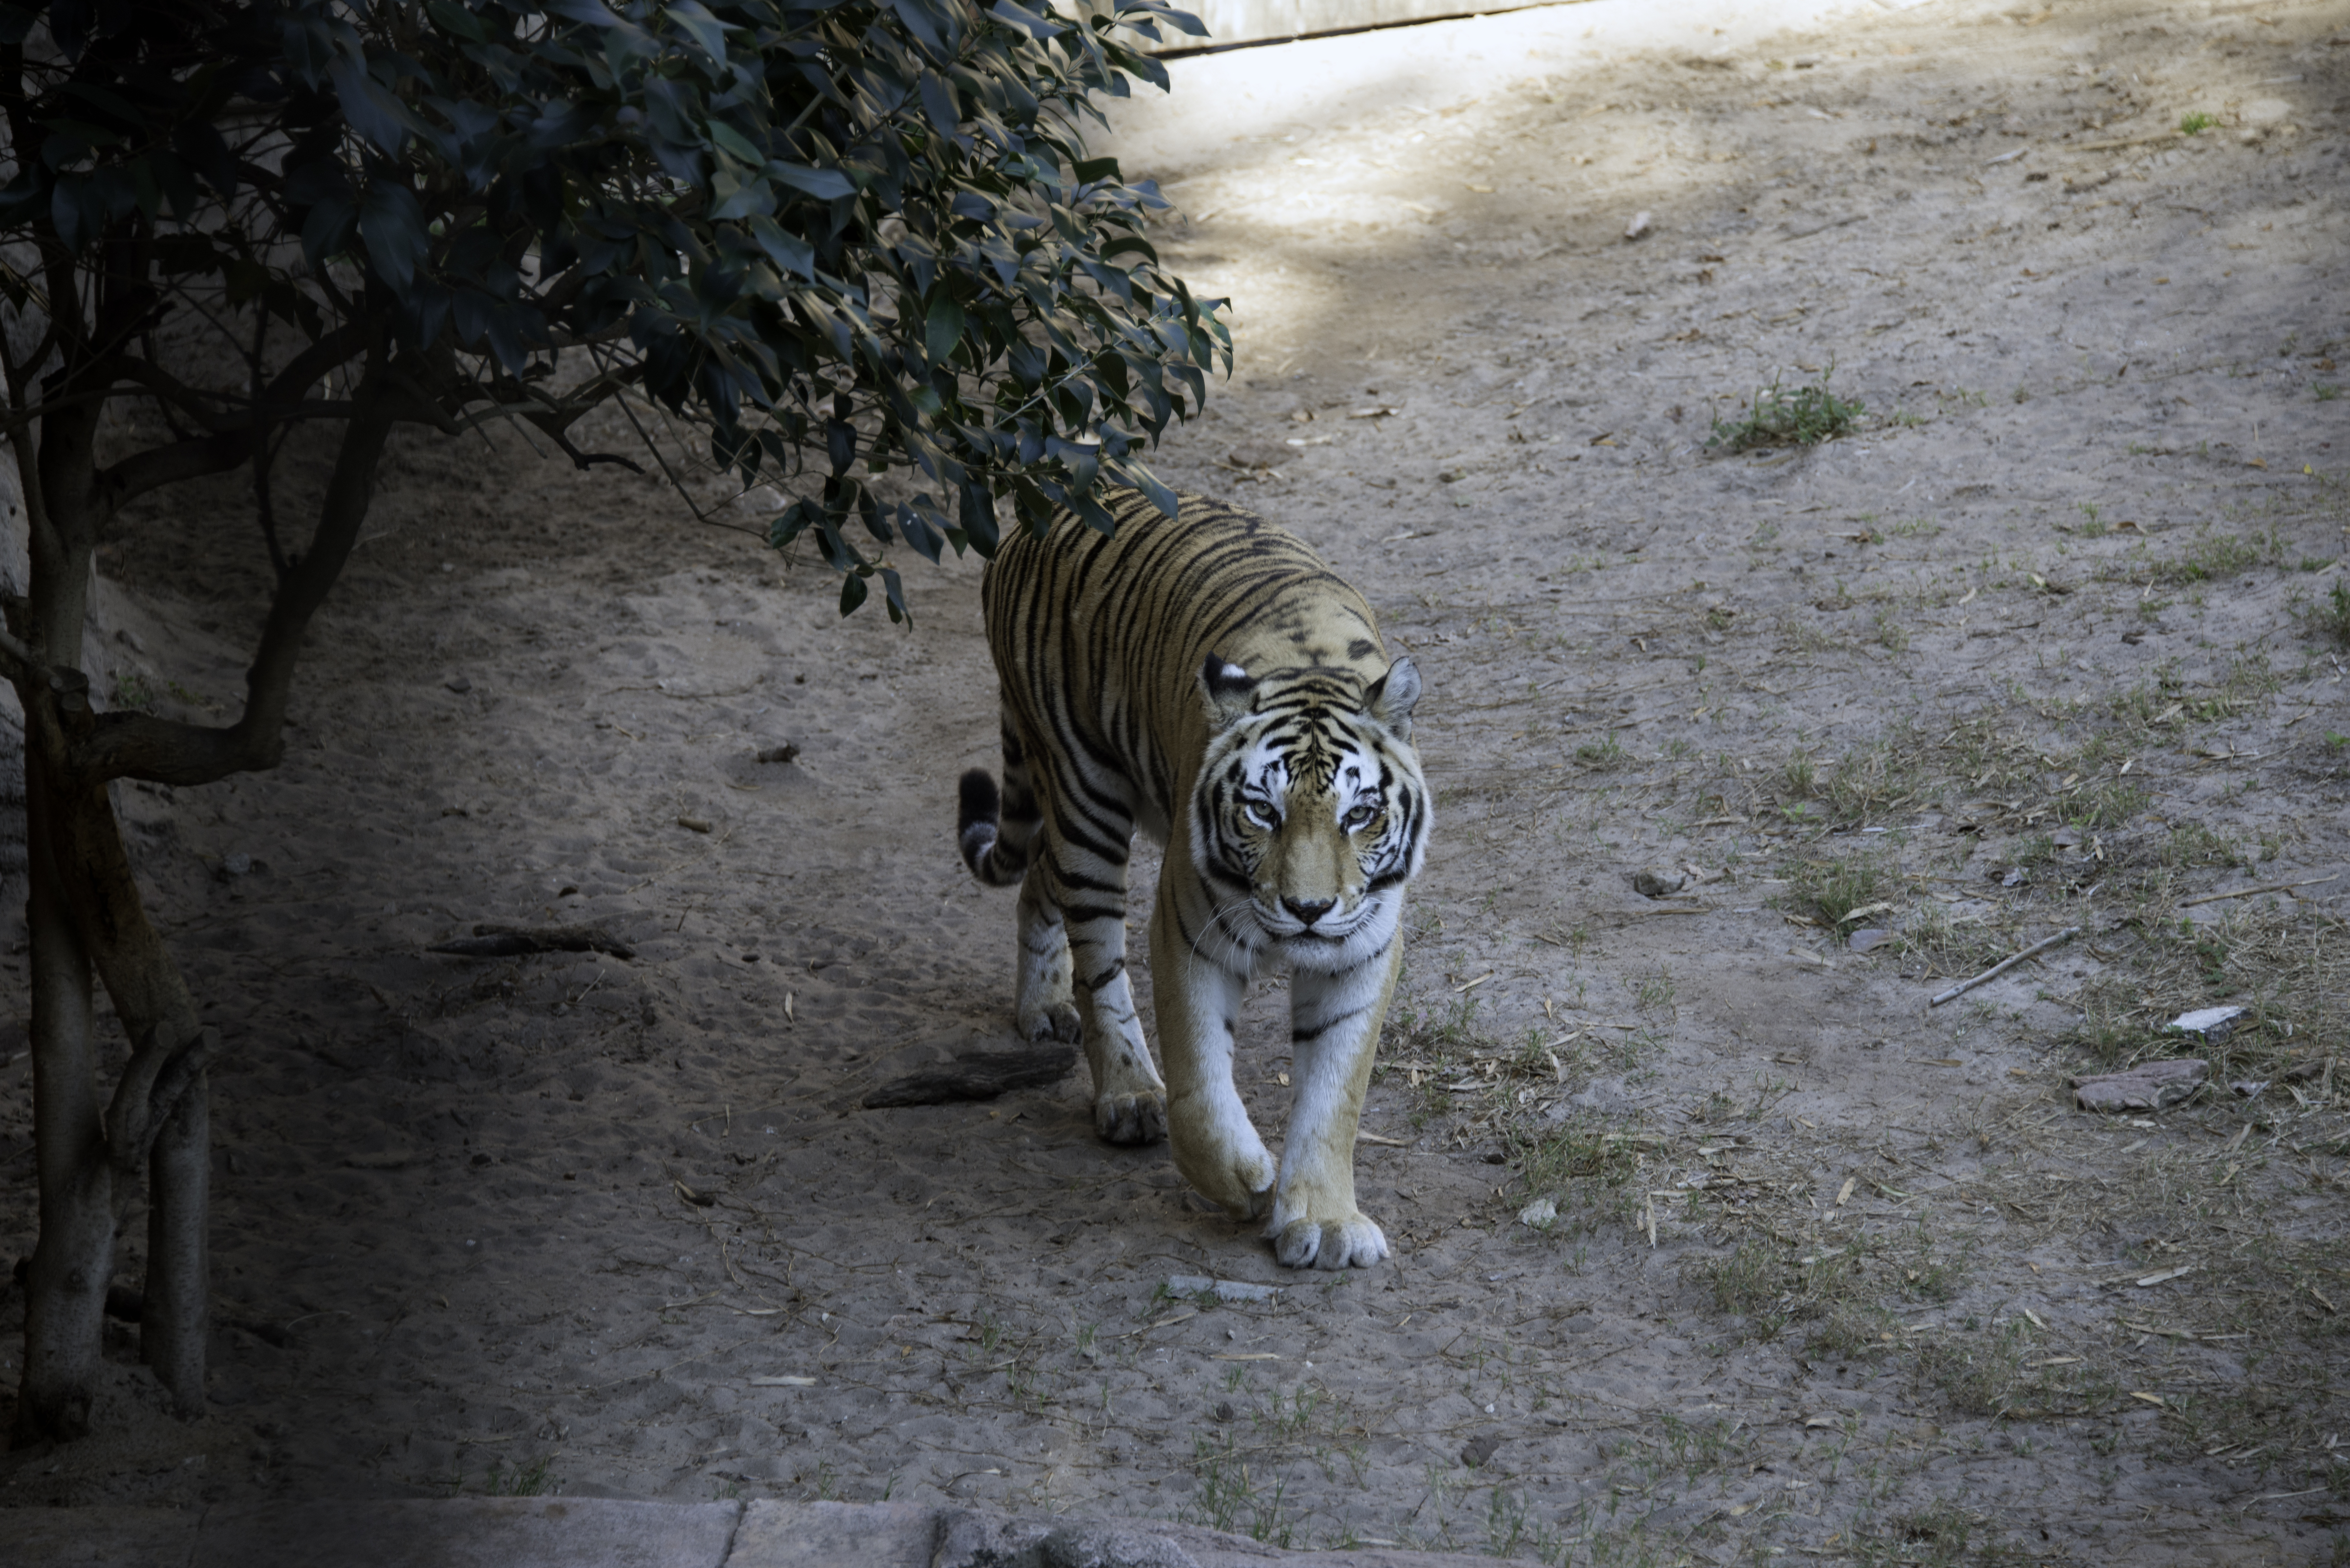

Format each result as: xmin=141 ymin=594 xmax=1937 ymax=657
xmin=1190 ymin=653 xmax=1430 ymax=969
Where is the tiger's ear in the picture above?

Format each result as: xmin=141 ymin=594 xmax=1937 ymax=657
xmin=1198 ymin=654 xmax=1257 ymax=729
xmin=1364 ymin=656 xmax=1421 ymax=739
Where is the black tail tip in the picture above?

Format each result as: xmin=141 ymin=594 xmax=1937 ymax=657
xmin=958 ymin=768 xmax=1000 ymax=830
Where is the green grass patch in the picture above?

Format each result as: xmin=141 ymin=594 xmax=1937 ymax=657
xmin=2299 ymin=578 xmax=2350 ymax=647
xmin=1707 ymin=365 xmax=1864 ymax=452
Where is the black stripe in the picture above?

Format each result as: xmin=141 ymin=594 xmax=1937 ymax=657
xmin=1292 ymin=1003 xmax=1370 ymax=1044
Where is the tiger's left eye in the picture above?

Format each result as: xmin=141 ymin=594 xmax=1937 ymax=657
xmin=1343 ymin=803 xmax=1378 ymax=831
xmin=1245 ymin=802 xmax=1277 ymax=830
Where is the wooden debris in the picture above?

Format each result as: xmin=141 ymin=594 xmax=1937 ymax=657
xmin=429 ymin=923 xmax=635 ymax=959
xmin=1928 ymin=925 xmax=2080 ymax=1006
xmin=2176 ymin=873 xmax=2341 ymax=908
xmin=862 ymin=1045 xmax=1076 ymax=1108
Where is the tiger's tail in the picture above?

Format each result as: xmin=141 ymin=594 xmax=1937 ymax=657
xmin=957 ymin=719 xmax=1039 ymax=887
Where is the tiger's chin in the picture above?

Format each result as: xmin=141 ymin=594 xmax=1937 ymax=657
xmin=1263 ymin=900 xmax=1399 ymax=974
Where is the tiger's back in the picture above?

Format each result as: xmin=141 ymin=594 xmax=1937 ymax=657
xmin=955 ymin=491 xmax=1431 ymax=1271
xmin=981 ymin=491 xmax=1392 ymax=850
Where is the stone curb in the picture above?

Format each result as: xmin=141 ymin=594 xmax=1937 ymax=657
xmin=0 ymin=1498 xmax=1495 ymax=1568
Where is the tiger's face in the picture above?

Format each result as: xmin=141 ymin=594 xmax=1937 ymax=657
xmin=1192 ymin=655 xmax=1429 ymax=971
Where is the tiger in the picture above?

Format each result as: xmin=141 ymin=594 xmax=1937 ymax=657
xmin=955 ymin=491 xmax=1430 ymax=1270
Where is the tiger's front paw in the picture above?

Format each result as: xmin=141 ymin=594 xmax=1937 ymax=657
xmin=1020 ymin=1000 xmax=1083 ymax=1045
xmin=1269 ymin=1210 xmax=1390 ymax=1271
xmin=1168 ymin=1099 xmax=1275 ymax=1221
xmin=1094 ymin=1090 xmax=1166 ymax=1146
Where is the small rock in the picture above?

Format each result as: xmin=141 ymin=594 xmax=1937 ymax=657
xmin=1461 ymin=1432 xmax=1504 ymax=1467
xmin=2230 ymin=1080 xmax=2267 ymax=1100
xmin=1847 ymin=927 xmax=1894 ymax=955
xmin=1214 ymin=1401 xmax=1236 ymax=1423
xmin=445 ymin=675 xmax=473 ymax=694
xmin=677 ymin=816 xmax=713 ymax=834
xmin=2243 ymin=97 xmax=2293 ymax=129
xmin=2068 ymin=1058 xmax=2207 ymax=1113
xmin=2283 ymin=1059 xmax=2327 ymax=1084
xmin=2001 ymin=868 xmax=2027 ymax=887
xmin=1632 ymin=869 xmax=1688 ymax=898
xmin=1623 ymin=210 xmax=1654 ymax=241
xmin=1518 ymin=1196 xmax=1558 ymax=1230
xmin=1437 ymin=468 xmax=1463 ymax=483
xmin=2167 ymin=1005 xmax=2244 ymax=1041
xmin=222 ymin=852 xmax=253 ymax=877
xmin=755 ymin=743 xmax=800 ymax=765
xmin=1165 ymin=1275 xmax=1278 ymax=1304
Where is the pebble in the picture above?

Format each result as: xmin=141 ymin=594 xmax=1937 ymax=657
xmin=2167 ymin=1005 xmax=2244 ymax=1040
xmin=1165 ymin=1275 xmax=1278 ymax=1303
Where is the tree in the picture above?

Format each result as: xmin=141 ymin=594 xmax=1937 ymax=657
xmin=0 ymin=0 xmax=1219 ymax=1440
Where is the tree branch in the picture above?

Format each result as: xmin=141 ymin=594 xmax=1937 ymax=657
xmin=67 ymin=340 xmax=397 ymax=787
xmin=102 ymin=1023 xmax=217 ymax=1187
xmin=90 ymin=323 xmax=374 ymax=516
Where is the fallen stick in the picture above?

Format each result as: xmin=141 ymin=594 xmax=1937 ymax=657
xmin=429 ymin=923 xmax=635 ymax=959
xmin=2175 ymin=874 xmax=2341 ymax=909
xmin=861 ymin=1045 xmax=1076 ymax=1108
xmin=1929 ymin=926 xmax=2080 ymax=1007
xmin=2070 ymin=129 xmax=2183 ymax=153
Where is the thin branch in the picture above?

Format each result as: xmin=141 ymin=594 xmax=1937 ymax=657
xmin=91 ymin=323 xmax=373 ymax=516
xmin=253 ymin=426 xmax=290 ymax=578
xmin=250 ymin=305 xmax=287 ymax=577
xmin=68 ymin=339 xmax=398 ymax=787
xmin=1927 ymin=927 xmax=2081 ymax=1008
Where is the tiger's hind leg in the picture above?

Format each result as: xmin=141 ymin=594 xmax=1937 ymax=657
xmin=958 ymin=715 xmax=1044 ymax=887
xmin=967 ymin=713 xmax=1084 ymax=1045
xmin=1012 ymin=863 xmax=1083 ymax=1048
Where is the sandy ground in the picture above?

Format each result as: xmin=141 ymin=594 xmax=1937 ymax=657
xmin=5 ymin=0 xmax=2350 ymax=1562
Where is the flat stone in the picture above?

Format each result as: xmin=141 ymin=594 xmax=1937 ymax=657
xmin=2068 ymin=1058 xmax=2207 ymax=1113
xmin=1164 ymin=1276 xmax=1279 ymax=1304
xmin=5 ymin=1499 xmax=1502 ymax=1568
xmin=729 ymin=1500 xmax=938 ymax=1568
xmin=0 ymin=1507 xmax=195 ymax=1568
xmin=190 ymin=1498 xmax=741 ymax=1568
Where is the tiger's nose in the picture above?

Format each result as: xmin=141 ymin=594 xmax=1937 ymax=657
xmin=1283 ymin=896 xmax=1336 ymax=926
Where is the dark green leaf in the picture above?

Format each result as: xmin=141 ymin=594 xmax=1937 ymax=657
xmin=767 ymin=163 xmax=858 ymax=201
xmin=923 ymin=292 xmax=964 ymax=369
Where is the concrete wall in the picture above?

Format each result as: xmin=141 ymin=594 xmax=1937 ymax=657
xmin=1137 ymin=0 xmax=1593 ymax=51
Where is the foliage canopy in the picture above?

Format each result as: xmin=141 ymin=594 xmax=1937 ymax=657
xmin=0 ymin=0 xmax=1224 ymax=618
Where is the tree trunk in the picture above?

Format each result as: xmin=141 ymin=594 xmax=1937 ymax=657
xmin=13 ymin=756 xmax=113 ymax=1443
xmin=8 ymin=346 xmax=396 ymax=1437
xmin=142 ymin=1072 xmax=209 ymax=1417
xmin=43 ymin=767 xmax=210 ymax=1413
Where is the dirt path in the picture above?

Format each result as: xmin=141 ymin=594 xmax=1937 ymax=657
xmin=5 ymin=1 xmax=2349 ymax=1562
